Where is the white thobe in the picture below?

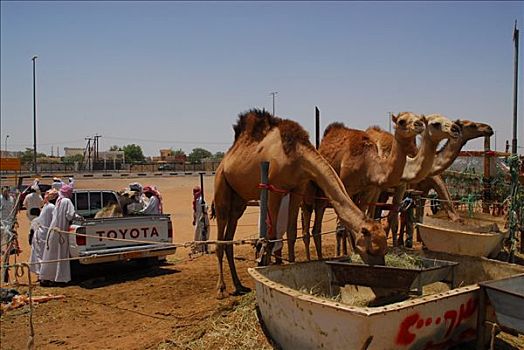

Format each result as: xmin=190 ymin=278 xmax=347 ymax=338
xmin=29 ymin=203 xmax=55 ymax=275
xmin=1 ymin=194 xmax=15 ymax=249
xmin=140 ymin=196 xmax=160 ymax=215
xmin=193 ymin=196 xmax=210 ymax=252
xmin=1 ymin=194 xmax=15 ymax=222
xmin=257 ymin=194 xmax=290 ymax=253
xmin=39 ymin=197 xmax=78 ymax=283
xmin=23 ymin=192 xmax=43 ymax=221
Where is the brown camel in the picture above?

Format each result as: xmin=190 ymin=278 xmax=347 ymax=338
xmin=94 ymin=189 xmax=142 ymax=218
xmin=387 ymin=119 xmax=491 ymax=243
xmin=300 ymin=112 xmax=425 ymax=259
xmin=413 ymin=120 xmax=494 ymax=221
xmin=213 ymin=109 xmax=387 ymax=299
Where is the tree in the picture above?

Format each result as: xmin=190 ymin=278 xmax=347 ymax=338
xmin=20 ymin=148 xmax=46 ymax=165
xmin=213 ymin=151 xmax=225 ymax=160
xmin=172 ymin=148 xmax=186 ymax=158
xmin=62 ymin=154 xmax=84 ymax=164
xmin=109 ymin=145 xmax=121 ymax=151
xmin=187 ymin=148 xmax=212 ymax=164
xmin=122 ymin=144 xmax=145 ymax=163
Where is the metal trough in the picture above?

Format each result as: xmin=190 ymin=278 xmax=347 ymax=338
xmin=417 ymin=219 xmax=506 ymax=257
xmin=479 ymin=273 xmax=524 ymax=334
xmin=249 ymin=254 xmax=524 ymax=350
xmin=326 ymin=257 xmax=458 ymax=295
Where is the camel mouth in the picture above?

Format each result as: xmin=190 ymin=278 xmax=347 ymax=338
xmin=449 ymin=124 xmax=461 ymax=138
xmin=362 ymin=254 xmax=386 ymax=266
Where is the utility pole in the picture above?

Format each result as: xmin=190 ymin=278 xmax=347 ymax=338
xmin=32 ymin=55 xmax=38 ymax=173
xmin=270 ymin=91 xmax=278 ymax=116
xmin=94 ymin=134 xmax=102 ymax=163
xmin=512 ymin=21 xmax=519 ymax=155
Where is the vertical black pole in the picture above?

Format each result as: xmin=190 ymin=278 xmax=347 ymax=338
xmin=315 ymin=107 xmax=320 ymax=150
xmin=32 ymin=56 xmax=38 ymax=173
xmin=199 ymin=172 xmax=205 ymax=203
xmin=259 ymin=161 xmax=269 ymax=239
xmin=512 ymin=21 xmax=519 ymax=155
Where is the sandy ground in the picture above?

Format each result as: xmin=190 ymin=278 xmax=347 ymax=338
xmin=1 ymin=175 xmax=523 ymax=349
xmin=0 ymin=175 xmax=340 ymax=350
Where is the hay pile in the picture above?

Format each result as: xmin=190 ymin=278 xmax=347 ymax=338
xmin=159 ymin=293 xmax=272 ymax=350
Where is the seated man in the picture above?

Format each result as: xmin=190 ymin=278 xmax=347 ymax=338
xmin=139 ymin=186 xmax=163 ymax=215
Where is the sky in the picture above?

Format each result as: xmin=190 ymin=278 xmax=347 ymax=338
xmin=1 ymin=1 xmax=523 ymax=157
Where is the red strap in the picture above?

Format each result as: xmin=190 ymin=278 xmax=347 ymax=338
xmin=257 ymin=183 xmax=290 ymax=194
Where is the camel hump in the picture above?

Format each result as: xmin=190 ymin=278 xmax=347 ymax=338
xmin=323 ymin=122 xmax=347 ymax=137
xmin=233 ymin=108 xmax=280 ymax=142
xmin=366 ymin=125 xmax=382 ymax=132
xmin=278 ymin=119 xmax=312 ymax=154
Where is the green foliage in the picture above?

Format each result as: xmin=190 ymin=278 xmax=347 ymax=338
xmin=109 ymin=145 xmax=121 ymax=151
xmin=20 ymin=148 xmax=47 ymax=164
xmin=172 ymin=148 xmax=186 ymax=158
xmin=213 ymin=151 xmax=225 ymax=160
xmin=187 ymin=148 xmax=212 ymax=164
xmin=62 ymin=154 xmax=84 ymax=164
xmin=122 ymin=144 xmax=145 ymax=163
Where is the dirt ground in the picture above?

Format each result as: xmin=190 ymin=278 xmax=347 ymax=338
xmin=0 ymin=175 xmax=340 ymax=350
xmin=1 ymin=175 xmax=523 ymax=349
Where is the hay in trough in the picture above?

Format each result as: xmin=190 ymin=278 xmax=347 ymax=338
xmin=349 ymin=252 xmax=425 ymax=269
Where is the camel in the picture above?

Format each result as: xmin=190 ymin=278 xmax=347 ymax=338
xmin=299 ymin=112 xmax=425 ymax=259
xmin=413 ymin=119 xmax=494 ymax=221
xmin=387 ymin=119 xmax=492 ymax=244
xmin=304 ymin=113 xmax=460 ymax=258
xmin=94 ymin=189 xmax=142 ymax=218
xmin=213 ymin=109 xmax=387 ymax=299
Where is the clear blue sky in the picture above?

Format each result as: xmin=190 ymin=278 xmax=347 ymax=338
xmin=1 ymin=1 xmax=523 ymax=156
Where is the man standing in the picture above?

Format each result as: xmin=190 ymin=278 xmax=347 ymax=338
xmin=23 ymin=184 xmax=43 ymax=222
xmin=0 ymin=186 xmax=14 ymax=223
xmin=192 ymin=186 xmax=210 ymax=254
xmin=39 ymin=184 xmax=82 ymax=286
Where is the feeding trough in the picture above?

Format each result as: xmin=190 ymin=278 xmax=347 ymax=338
xmin=416 ymin=216 xmax=507 ymax=257
xmin=248 ymin=253 xmax=524 ymax=350
xmin=326 ymin=257 xmax=457 ymax=296
xmin=477 ymin=273 xmax=524 ymax=343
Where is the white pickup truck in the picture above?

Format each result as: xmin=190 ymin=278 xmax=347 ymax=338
xmin=68 ymin=189 xmax=176 ymax=264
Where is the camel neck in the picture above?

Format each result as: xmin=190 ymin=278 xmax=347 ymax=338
xmin=401 ymin=129 xmax=440 ymax=183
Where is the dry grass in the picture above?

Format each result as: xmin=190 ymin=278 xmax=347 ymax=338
xmin=349 ymin=252 xmax=425 ymax=269
xmin=158 ymin=292 xmax=272 ymax=350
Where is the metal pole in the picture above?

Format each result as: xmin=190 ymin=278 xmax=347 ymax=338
xmin=32 ymin=56 xmax=38 ymax=173
xmin=512 ymin=21 xmax=519 ymax=155
xmin=315 ymin=107 xmax=320 ymax=149
xmin=199 ymin=172 xmax=205 ymax=203
xmin=259 ymin=161 xmax=269 ymax=239
xmin=4 ymin=135 xmax=9 ymax=154
xmin=270 ymin=92 xmax=278 ymax=116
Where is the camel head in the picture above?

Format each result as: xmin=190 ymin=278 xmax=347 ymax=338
xmin=117 ymin=189 xmax=141 ymax=207
xmin=392 ymin=112 xmax=426 ymax=138
xmin=425 ymin=114 xmax=462 ymax=143
xmin=354 ymin=219 xmax=387 ymax=265
xmin=454 ymin=119 xmax=494 ymax=141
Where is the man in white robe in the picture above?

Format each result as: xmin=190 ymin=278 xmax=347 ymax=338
xmin=23 ymin=185 xmax=43 ymax=222
xmin=140 ymin=186 xmax=162 ymax=215
xmin=29 ymin=189 xmax=58 ymax=275
xmin=39 ymin=185 xmax=82 ymax=285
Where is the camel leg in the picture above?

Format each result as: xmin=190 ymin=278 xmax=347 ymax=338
xmin=301 ymin=202 xmax=313 ymax=261
xmin=214 ymin=170 xmax=248 ymax=299
xmin=224 ymin=193 xmax=248 ymax=296
xmin=266 ymin=193 xmax=284 ymax=265
xmin=214 ymin=170 xmax=233 ymax=299
xmin=312 ymin=201 xmax=327 ymax=260
xmin=286 ymin=193 xmax=301 ymax=263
